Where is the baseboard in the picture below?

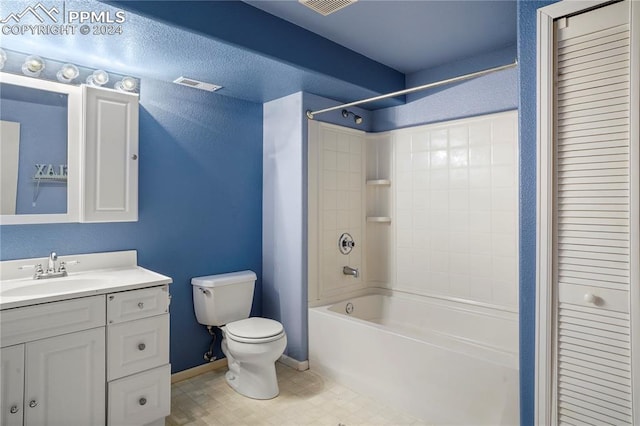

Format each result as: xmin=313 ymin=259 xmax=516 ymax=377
xmin=279 ymin=354 xmax=309 ymax=371
xmin=171 ymin=358 xmax=228 ymax=384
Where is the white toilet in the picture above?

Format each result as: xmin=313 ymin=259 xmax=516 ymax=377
xmin=191 ymin=270 xmax=287 ymax=400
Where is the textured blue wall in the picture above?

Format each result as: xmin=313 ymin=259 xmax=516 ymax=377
xmin=262 ymin=92 xmax=371 ymax=361
xmin=107 ymin=0 xmax=405 ymax=102
xmin=517 ymin=1 xmax=558 ymax=425
xmin=0 ymin=77 xmax=263 ymax=373
xmin=372 ymin=47 xmax=518 ymax=132
xmin=405 ymin=44 xmax=517 ymax=103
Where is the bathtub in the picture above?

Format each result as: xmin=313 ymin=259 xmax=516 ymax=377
xmin=308 ymin=291 xmax=519 ymax=425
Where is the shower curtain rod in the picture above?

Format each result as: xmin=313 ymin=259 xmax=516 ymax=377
xmin=305 ymin=59 xmax=518 ymax=119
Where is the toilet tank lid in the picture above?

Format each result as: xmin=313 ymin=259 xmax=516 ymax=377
xmin=191 ymin=270 xmax=257 ymax=288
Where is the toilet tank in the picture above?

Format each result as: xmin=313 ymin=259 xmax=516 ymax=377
xmin=191 ymin=270 xmax=256 ymax=326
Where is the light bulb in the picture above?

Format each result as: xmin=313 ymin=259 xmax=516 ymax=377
xmin=56 ymin=63 xmax=79 ymax=83
xmin=114 ymin=76 xmax=137 ymax=92
xmin=86 ymin=69 xmax=109 ymax=86
xmin=0 ymin=49 xmax=6 ymax=70
xmin=21 ymin=55 xmax=45 ymax=77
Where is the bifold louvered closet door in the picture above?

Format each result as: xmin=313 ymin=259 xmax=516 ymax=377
xmin=553 ymin=1 xmax=636 ymax=425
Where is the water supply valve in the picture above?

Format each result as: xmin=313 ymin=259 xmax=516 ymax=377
xmin=339 ymin=233 xmax=355 ymax=255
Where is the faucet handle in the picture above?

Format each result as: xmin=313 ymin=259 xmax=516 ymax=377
xmin=50 ymin=252 xmax=58 ymax=261
xmin=20 ymin=263 xmax=44 ymax=279
xmin=19 ymin=264 xmax=40 ymax=270
xmin=59 ymin=260 xmax=79 ymax=273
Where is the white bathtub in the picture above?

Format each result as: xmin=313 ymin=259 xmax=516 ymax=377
xmin=308 ymin=291 xmax=519 ymax=425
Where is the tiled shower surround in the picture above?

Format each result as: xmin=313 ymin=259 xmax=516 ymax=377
xmin=309 ymin=111 xmax=518 ymax=311
xmin=393 ymin=111 xmax=518 ymax=309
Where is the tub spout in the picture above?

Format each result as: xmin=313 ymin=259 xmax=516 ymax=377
xmin=343 ymin=266 xmax=359 ymax=278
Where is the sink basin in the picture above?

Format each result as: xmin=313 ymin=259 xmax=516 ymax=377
xmin=0 ymin=251 xmax=172 ymax=310
xmin=1 ymin=276 xmax=113 ymax=298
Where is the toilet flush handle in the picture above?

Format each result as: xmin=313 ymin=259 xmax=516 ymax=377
xmin=199 ymin=287 xmax=211 ymax=296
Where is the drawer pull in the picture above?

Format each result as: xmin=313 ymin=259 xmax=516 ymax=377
xmin=138 ymin=302 xmax=144 ymax=309
xmin=10 ymin=405 xmax=19 ymax=414
xmin=584 ymin=293 xmax=597 ymax=304
xmin=29 ymin=400 xmax=38 ymax=408
xmin=139 ymin=397 xmax=147 ymax=406
xmin=138 ymin=343 xmax=146 ymax=351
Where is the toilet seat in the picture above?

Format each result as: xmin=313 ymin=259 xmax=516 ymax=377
xmin=225 ymin=317 xmax=285 ymax=344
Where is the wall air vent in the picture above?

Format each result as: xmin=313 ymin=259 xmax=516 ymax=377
xmin=173 ymin=77 xmax=222 ymax=92
xmin=299 ymin=0 xmax=357 ymax=16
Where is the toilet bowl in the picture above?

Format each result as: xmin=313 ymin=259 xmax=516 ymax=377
xmin=221 ymin=317 xmax=287 ymax=399
xmin=191 ymin=271 xmax=287 ymax=400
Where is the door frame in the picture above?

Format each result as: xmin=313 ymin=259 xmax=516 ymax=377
xmin=536 ymin=0 xmax=640 ymax=424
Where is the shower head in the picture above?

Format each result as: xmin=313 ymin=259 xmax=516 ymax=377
xmin=342 ymin=109 xmax=363 ymax=125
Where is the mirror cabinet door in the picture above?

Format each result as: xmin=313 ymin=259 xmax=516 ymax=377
xmin=0 ymin=73 xmax=81 ymax=225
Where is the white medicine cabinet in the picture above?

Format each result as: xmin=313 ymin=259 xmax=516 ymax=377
xmin=83 ymin=86 xmax=139 ymax=222
xmin=0 ymin=72 xmax=139 ymax=225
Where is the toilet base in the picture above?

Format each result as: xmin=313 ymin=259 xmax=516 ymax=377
xmin=222 ymin=336 xmax=284 ymax=400
xmin=224 ymin=362 xmax=279 ymax=400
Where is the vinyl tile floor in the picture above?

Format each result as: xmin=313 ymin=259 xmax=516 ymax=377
xmin=167 ymin=362 xmax=429 ymax=426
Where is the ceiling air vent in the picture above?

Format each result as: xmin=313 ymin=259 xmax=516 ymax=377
xmin=173 ymin=77 xmax=222 ymax=92
xmin=299 ymin=0 xmax=357 ymax=16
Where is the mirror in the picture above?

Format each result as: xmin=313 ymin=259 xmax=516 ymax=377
xmin=0 ymin=72 xmax=81 ymax=225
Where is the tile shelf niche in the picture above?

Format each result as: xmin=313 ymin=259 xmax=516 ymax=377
xmin=365 ymin=133 xmax=393 ymax=286
xmin=366 ymin=134 xmax=392 ymax=224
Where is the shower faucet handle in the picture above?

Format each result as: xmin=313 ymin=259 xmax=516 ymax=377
xmin=342 ymin=240 xmax=355 ymax=248
xmin=339 ymin=233 xmax=356 ymax=255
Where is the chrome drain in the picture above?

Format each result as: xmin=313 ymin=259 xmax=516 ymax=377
xmin=345 ymin=302 xmax=354 ymax=314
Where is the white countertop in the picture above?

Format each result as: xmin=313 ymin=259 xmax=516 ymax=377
xmin=0 ymin=251 xmax=172 ymax=310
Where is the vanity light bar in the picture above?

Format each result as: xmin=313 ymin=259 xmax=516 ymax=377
xmin=2 ymin=49 xmax=139 ymax=93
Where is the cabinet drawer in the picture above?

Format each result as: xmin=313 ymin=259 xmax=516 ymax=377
xmin=108 ymin=364 xmax=170 ymax=426
xmin=108 ymin=314 xmax=169 ymax=380
xmin=107 ymin=286 xmax=168 ymax=324
xmin=558 ymin=282 xmax=629 ymax=313
xmin=1 ymin=295 xmax=105 ymax=347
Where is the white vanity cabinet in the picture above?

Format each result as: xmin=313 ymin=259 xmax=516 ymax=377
xmin=0 ymin=285 xmax=171 ymax=426
xmin=106 ymin=286 xmax=171 ymax=426
xmin=0 ymin=296 xmax=107 ymax=426
xmin=1 ymin=344 xmax=25 ymax=426
xmin=82 ymin=86 xmax=139 ymax=223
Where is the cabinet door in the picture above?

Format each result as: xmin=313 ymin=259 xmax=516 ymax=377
xmin=24 ymin=327 xmax=106 ymax=426
xmin=0 ymin=345 xmax=24 ymax=426
xmin=83 ymin=86 xmax=138 ymax=222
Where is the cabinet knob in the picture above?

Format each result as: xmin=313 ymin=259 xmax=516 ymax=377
xmin=139 ymin=397 xmax=147 ymax=406
xmin=584 ymin=293 xmax=597 ymax=304
xmin=138 ymin=343 xmax=146 ymax=351
xmin=9 ymin=405 xmax=19 ymax=414
xmin=138 ymin=302 xmax=144 ymax=309
xmin=29 ymin=400 xmax=38 ymax=408
xmin=131 ymin=154 xmax=138 ymax=160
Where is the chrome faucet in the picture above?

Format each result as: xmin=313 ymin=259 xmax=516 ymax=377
xmin=33 ymin=252 xmax=68 ymax=280
xmin=47 ymin=252 xmax=58 ymax=273
xmin=343 ymin=265 xmax=359 ymax=278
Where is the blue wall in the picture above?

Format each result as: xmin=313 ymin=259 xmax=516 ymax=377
xmin=0 ymin=77 xmax=263 ymax=373
xmin=262 ymin=92 xmax=371 ymax=361
xmin=108 ymin=0 xmax=405 ymax=102
xmin=372 ymin=47 xmax=518 ymax=132
xmin=1 ymin=97 xmax=67 ymax=215
xmin=517 ymin=1 xmax=558 ymax=425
